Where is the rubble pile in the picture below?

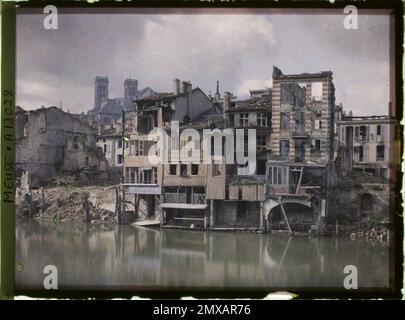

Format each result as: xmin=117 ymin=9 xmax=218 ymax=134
xmin=16 ymin=185 xmax=117 ymax=224
xmin=325 ymin=216 xmax=391 ymax=242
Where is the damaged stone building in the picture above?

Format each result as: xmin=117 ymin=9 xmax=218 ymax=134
xmin=16 ymin=106 xmax=109 ymax=188
xmin=206 ymin=88 xmax=272 ymax=231
xmin=118 ymin=68 xmax=397 ymax=235
xmin=328 ymin=112 xmax=398 ymax=230
xmin=265 ymin=66 xmax=336 ymax=234
xmin=336 ymin=114 xmax=397 ymax=179
xmin=96 ymin=115 xmax=135 ymax=170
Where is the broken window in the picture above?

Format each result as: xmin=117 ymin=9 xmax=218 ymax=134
xmin=169 ymin=164 xmax=177 ymax=175
xmin=376 ymin=125 xmax=384 ymax=142
xmin=312 ymin=139 xmax=321 ymax=154
xmin=311 ymin=82 xmax=323 ymax=101
xmin=280 ymin=140 xmax=290 ymax=157
xmin=376 ymin=145 xmax=385 ymax=161
xmin=295 ymin=111 xmax=305 ymax=134
xmin=257 ymin=112 xmax=267 ymax=127
xmin=280 ymin=112 xmax=290 ymax=130
xmin=191 ymin=164 xmax=199 ymax=175
xmin=359 ymin=126 xmax=368 ymax=142
xmin=257 ymin=135 xmax=267 ymax=151
xmin=314 ymin=119 xmax=322 ymax=130
xmin=295 ymin=140 xmax=304 ymax=162
xmin=142 ymin=169 xmax=153 ymax=184
xmin=180 ymin=164 xmax=188 ymax=176
xmin=281 ymin=83 xmax=294 ymax=103
xmin=212 ymin=164 xmax=221 ymax=176
xmin=239 ymin=113 xmax=249 ymax=127
xmin=281 ymin=82 xmax=305 ymax=107
xmin=355 ymin=126 xmax=369 ymax=142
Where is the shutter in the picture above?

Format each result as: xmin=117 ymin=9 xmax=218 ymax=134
xmin=363 ymin=145 xmax=369 ymax=162
xmin=354 ymin=127 xmax=359 ymax=142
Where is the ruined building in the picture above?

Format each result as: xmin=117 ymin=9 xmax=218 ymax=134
xmin=16 ymin=106 xmax=109 ymax=188
xmin=118 ymin=68 xmax=397 ymax=235
xmin=336 ymin=114 xmax=397 ymax=179
xmin=265 ymin=66 xmax=336 ymax=233
xmin=205 ymin=89 xmax=272 ymax=230
xmin=96 ymin=114 xmax=136 ymax=169
xmin=121 ymin=79 xmax=215 ymax=221
xmin=328 ymin=112 xmax=398 ymax=228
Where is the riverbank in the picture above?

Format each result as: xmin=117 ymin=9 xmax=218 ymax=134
xmin=15 ymin=184 xmax=392 ymax=243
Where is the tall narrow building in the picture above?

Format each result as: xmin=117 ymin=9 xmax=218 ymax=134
xmin=124 ymin=78 xmax=138 ymax=102
xmin=94 ymin=76 xmax=109 ymax=110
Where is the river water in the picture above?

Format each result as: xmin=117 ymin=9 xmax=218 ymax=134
xmin=15 ymin=220 xmax=392 ymax=292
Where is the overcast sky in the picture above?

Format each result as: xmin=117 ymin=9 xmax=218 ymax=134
xmin=16 ymin=8 xmax=391 ymax=116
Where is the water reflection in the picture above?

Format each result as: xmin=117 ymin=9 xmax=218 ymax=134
xmin=16 ymin=220 xmax=391 ymax=290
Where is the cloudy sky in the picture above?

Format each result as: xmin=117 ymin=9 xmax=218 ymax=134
xmin=16 ymin=8 xmax=391 ymax=115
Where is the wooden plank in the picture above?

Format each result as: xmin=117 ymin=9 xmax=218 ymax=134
xmin=279 ymin=196 xmax=293 ymax=235
xmin=133 ymin=219 xmax=160 ymax=226
xmin=173 ymin=217 xmax=205 ymax=221
xmin=295 ymin=166 xmax=304 ymax=194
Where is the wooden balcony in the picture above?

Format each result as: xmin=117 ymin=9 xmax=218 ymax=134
xmin=163 ymin=175 xmax=206 ymax=187
xmin=163 ymin=192 xmax=205 ymax=204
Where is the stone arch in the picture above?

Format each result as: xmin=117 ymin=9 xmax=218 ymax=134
xmin=267 ymin=200 xmax=314 ymax=232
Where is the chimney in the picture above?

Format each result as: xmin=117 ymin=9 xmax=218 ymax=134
xmin=173 ymin=79 xmax=180 ymax=95
xmin=181 ymin=81 xmax=188 ymax=94
xmin=223 ymin=92 xmax=231 ymax=112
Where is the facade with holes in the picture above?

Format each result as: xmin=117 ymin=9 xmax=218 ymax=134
xmin=121 ymin=79 xmax=214 ymax=222
xmin=264 ymin=66 xmax=336 ymax=234
xmin=336 ymin=115 xmax=397 ymax=179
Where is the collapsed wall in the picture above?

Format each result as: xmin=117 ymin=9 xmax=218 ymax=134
xmin=16 ymin=106 xmax=111 ymax=188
